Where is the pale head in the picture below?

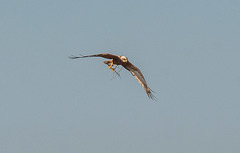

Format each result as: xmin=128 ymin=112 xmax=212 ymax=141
xmin=119 ymin=56 xmax=128 ymax=63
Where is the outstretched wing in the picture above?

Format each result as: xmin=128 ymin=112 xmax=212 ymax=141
xmin=69 ymin=53 xmax=119 ymax=60
xmin=123 ymin=62 xmax=156 ymax=100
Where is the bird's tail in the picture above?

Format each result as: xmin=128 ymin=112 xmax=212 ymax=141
xmin=103 ymin=60 xmax=112 ymax=66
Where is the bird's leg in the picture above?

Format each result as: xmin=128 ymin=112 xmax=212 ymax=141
xmin=108 ymin=61 xmax=114 ymax=69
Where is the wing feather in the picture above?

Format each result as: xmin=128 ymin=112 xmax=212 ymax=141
xmin=69 ymin=53 xmax=119 ymax=60
xmin=123 ymin=62 xmax=156 ymax=100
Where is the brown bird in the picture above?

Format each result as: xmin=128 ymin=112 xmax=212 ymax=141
xmin=69 ymin=53 xmax=156 ymax=100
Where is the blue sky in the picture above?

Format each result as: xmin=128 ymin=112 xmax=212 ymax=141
xmin=1 ymin=0 xmax=240 ymax=153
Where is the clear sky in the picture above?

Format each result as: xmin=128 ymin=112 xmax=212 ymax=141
xmin=1 ymin=0 xmax=240 ymax=153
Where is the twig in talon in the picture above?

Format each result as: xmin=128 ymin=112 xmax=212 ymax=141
xmin=111 ymin=67 xmax=123 ymax=80
xmin=111 ymin=70 xmax=119 ymax=80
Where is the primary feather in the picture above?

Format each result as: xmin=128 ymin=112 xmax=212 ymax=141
xmin=122 ymin=62 xmax=156 ymax=100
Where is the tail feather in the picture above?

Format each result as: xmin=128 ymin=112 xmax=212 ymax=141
xmin=103 ymin=60 xmax=112 ymax=66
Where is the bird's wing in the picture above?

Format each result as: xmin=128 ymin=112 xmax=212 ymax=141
xmin=69 ymin=53 xmax=119 ymax=60
xmin=123 ymin=62 xmax=156 ymax=100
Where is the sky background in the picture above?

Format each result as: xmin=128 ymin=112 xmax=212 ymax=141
xmin=1 ymin=0 xmax=240 ymax=153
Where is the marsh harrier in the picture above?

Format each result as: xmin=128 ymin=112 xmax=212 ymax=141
xmin=69 ymin=53 xmax=156 ymax=100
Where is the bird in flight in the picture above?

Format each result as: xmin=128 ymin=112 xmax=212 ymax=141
xmin=69 ymin=53 xmax=156 ymax=100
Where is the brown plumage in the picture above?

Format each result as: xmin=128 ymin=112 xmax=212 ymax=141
xmin=69 ymin=53 xmax=156 ymax=100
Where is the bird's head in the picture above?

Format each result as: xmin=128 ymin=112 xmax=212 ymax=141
xmin=120 ymin=56 xmax=128 ymax=63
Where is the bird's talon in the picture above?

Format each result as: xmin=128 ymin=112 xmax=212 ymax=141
xmin=108 ymin=62 xmax=113 ymax=69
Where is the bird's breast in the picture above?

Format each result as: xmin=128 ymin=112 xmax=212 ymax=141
xmin=113 ymin=58 xmax=123 ymax=65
